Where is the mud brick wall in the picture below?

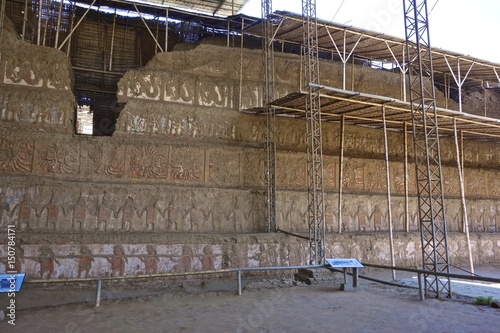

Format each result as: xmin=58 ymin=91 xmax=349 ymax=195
xmin=0 ymin=18 xmax=74 ymax=134
xmin=0 ymin=20 xmax=499 ymax=279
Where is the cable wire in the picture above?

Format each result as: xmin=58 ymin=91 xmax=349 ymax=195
xmin=331 ymin=0 xmax=345 ymax=22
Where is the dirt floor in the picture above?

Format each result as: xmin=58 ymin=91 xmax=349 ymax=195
xmin=1 ymin=266 xmax=499 ymax=333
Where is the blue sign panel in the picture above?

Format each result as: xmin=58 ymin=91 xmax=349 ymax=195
xmin=0 ymin=274 xmax=26 ymax=293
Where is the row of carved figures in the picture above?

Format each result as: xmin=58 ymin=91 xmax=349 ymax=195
xmin=2 ymin=189 xmax=500 ymax=233
xmin=0 ymin=243 xmax=296 ymax=279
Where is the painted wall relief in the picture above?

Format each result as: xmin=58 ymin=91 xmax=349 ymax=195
xmin=0 ymin=138 xmax=33 ymax=172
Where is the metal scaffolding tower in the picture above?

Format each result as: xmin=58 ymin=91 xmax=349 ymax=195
xmin=302 ymin=0 xmax=325 ymax=265
xmin=403 ymin=0 xmax=451 ymax=298
xmin=262 ymin=0 xmax=277 ymax=232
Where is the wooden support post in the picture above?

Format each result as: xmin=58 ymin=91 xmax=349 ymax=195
xmin=58 ymin=0 xmax=97 ymax=50
xmin=37 ymin=0 xmax=42 ymax=45
xmin=454 ymin=118 xmax=474 ymax=274
xmin=338 ymin=115 xmax=345 ymax=233
xmin=42 ymin=0 xmax=50 ymax=46
xmin=66 ymin=0 xmax=75 ymax=56
xmin=109 ymin=8 xmax=116 ymax=71
xmin=155 ymin=15 xmax=159 ymax=54
xmin=165 ymin=8 xmax=168 ymax=52
xmin=238 ymin=17 xmax=244 ymax=111
xmin=444 ymin=73 xmax=448 ymax=109
xmin=227 ymin=19 xmax=230 ymax=47
xmin=483 ymin=82 xmax=487 ymax=117
xmin=351 ymin=55 xmax=355 ymax=91
xmin=404 ymin=122 xmax=409 ymax=232
xmin=133 ymin=3 xmax=164 ymax=53
xmin=54 ymin=0 xmax=64 ymax=47
xmin=383 ymin=106 xmax=396 ymax=281
xmin=22 ymin=0 xmax=28 ymax=41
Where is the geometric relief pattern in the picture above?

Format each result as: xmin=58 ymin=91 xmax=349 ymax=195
xmin=170 ymin=147 xmax=204 ymax=182
xmin=0 ymin=138 xmax=33 ymax=172
xmin=208 ymin=149 xmax=239 ymax=185
xmin=130 ymin=145 xmax=169 ymax=179
xmin=465 ymin=169 xmax=486 ymax=197
xmin=486 ymin=171 xmax=500 ymax=198
xmin=342 ymin=159 xmax=365 ymax=191
xmin=88 ymin=143 xmax=125 ymax=177
xmin=242 ymin=150 xmax=264 ymax=187
xmin=366 ymin=161 xmax=387 ymax=192
xmin=323 ymin=157 xmax=337 ymax=189
xmin=276 ymin=154 xmax=306 ymax=188
xmin=39 ymin=142 xmax=79 ymax=174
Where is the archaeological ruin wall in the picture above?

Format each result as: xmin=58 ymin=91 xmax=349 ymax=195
xmin=1 ymin=19 xmax=500 ymax=280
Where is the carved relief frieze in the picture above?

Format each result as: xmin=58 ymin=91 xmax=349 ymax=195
xmin=465 ymin=168 xmax=486 ymax=197
xmin=196 ymin=79 xmax=233 ymax=108
xmin=0 ymin=89 xmax=73 ymax=132
xmin=87 ymin=143 xmax=125 ymax=177
xmin=2 ymin=49 xmax=71 ymax=90
xmin=342 ymin=159 xmax=365 ymax=190
xmin=39 ymin=141 xmax=79 ymax=174
xmin=170 ymin=147 xmax=204 ymax=182
xmin=118 ymin=71 xmax=196 ymax=105
xmin=163 ymin=74 xmax=195 ymax=104
xmin=0 ymin=138 xmax=33 ymax=172
xmin=129 ymin=145 xmax=169 ymax=179
xmin=277 ymin=153 xmax=306 ymax=188
xmin=239 ymin=82 xmax=262 ymax=110
xmin=366 ymin=161 xmax=387 ymax=192
xmin=323 ymin=156 xmax=337 ymax=189
xmin=242 ymin=150 xmax=265 ymax=188
xmin=208 ymin=149 xmax=240 ymax=185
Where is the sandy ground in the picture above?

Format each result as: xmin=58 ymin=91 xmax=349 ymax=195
xmin=1 ymin=266 xmax=499 ymax=333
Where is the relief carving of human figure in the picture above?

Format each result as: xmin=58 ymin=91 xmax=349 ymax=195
xmin=118 ymin=196 xmax=138 ymax=231
xmin=371 ymin=205 xmax=384 ymax=231
xmin=200 ymin=245 xmax=215 ymax=271
xmin=78 ymin=245 xmax=94 ymax=278
xmin=12 ymin=193 xmax=35 ymax=229
xmin=170 ymin=245 xmax=193 ymax=273
xmin=140 ymin=245 xmax=159 ymax=275
xmin=38 ymin=245 xmax=60 ymax=279
xmin=355 ymin=205 xmax=370 ymax=231
xmin=107 ymin=244 xmax=127 ymax=277
xmin=233 ymin=195 xmax=251 ymax=232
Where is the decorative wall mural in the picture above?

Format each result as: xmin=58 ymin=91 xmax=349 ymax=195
xmin=0 ymin=138 xmax=33 ymax=172
xmin=130 ymin=145 xmax=169 ymax=179
xmin=170 ymin=147 xmax=203 ymax=181
xmin=39 ymin=142 xmax=79 ymax=174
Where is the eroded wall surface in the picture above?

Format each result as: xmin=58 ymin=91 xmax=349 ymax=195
xmin=1 ymin=22 xmax=499 ymax=279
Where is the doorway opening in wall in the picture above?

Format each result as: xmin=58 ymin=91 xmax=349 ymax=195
xmin=76 ymin=102 xmax=93 ymax=135
xmin=74 ymin=90 xmax=117 ymax=136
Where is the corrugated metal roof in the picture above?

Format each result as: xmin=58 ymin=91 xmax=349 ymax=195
xmin=126 ymin=0 xmax=249 ymax=16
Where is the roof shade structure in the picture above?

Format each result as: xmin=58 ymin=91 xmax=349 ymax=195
xmin=247 ymin=84 xmax=500 ymax=143
xmin=243 ymin=11 xmax=500 ymax=143
xmin=124 ymin=0 xmax=249 ymax=16
xmin=244 ymin=11 xmax=500 ymax=90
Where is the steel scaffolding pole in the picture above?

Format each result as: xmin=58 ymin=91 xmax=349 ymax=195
xmin=262 ymin=0 xmax=277 ymax=232
xmin=302 ymin=0 xmax=325 ymax=265
xmin=403 ymin=0 xmax=451 ymax=298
